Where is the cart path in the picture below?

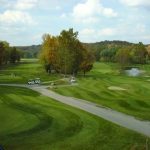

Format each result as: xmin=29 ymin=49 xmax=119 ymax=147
xmin=1 ymin=84 xmax=150 ymax=137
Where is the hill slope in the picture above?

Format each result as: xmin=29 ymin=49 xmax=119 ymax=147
xmin=16 ymin=45 xmax=41 ymax=58
xmin=17 ymin=40 xmax=146 ymax=58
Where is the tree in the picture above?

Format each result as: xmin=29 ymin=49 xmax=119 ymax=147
xmin=80 ymin=49 xmax=95 ymax=76
xmin=131 ymin=42 xmax=148 ymax=64
xmin=40 ymin=34 xmax=58 ymax=73
xmin=100 ymin=48 xmax=118 ymax=62
xmin=0 ymin=42 xmax=5 ymax=65
xmin=116 ymin=47 xmax=131 ymax=69
xmin=40 ymin=28 xmax=94 ymax=76
xmin=10 ymin=47 xmax=20 ymax=63
xmin=0 ymin=41 xmax=21 ymax=66
xmin=58 ymin=28 xmax=94 ymax=75
xmin=3 ymin=49 xmax=10 ymax=64
xmin=3 ymin=41 xmax=10 ymax=64
xmin=58 ymin=28 xmax=82 ymax=75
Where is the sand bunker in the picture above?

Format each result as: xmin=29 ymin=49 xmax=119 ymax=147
xmin=108 ymin=86 xmax=126 ymax=91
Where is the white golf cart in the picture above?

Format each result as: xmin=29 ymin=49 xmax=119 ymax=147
xmin=34 ymin=78 xmax=41 ymax=84
xmin=28 ymin=79 xmax=35 ymax=85
xmin=28 ymin=78 xmax=41 ymax=85
xmin=70 ymin=76 xmax=76 ymax=83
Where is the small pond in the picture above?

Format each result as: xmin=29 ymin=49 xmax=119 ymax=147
xmin=125 ymin=68 xmax=144 ymax=77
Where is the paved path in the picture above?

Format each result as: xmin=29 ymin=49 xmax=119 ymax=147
xmin=1 ymin=84 xmax=150 ymax=137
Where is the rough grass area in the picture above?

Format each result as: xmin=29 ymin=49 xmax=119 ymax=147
xmin=53 ymin=62 xmax=150 ymax=120
xmin=0 ymin=86 xmax=149 ymax=150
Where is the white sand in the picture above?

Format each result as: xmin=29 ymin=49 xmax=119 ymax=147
xmin=108 ymin=86 xmax=126 ymax=91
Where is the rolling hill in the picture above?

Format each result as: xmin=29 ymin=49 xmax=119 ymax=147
xmin=17 ymin=40 xmax=147 ymax=59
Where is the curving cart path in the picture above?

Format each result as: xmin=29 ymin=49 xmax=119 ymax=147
xmin=1 ymin=84 xmax=150 ymax=137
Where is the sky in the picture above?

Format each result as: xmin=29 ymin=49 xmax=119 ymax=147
xmin=0 ymin=0 xmax=150 ymax=46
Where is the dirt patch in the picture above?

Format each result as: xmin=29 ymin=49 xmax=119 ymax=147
xmin=108 ymin=86 xmax=126 ymax=91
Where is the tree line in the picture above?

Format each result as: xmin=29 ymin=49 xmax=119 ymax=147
xmin=0 ymin=41 xmax=21 ymax=66
xmin=91 ymin=42 xmax=148 ymax=68
xmin=83 ymin=40 xmax=133 ymax=61
xmin=16 ymin=45 xmax=41 ymax=58
xmin=39 ymin=28 xmax=95 ymax=76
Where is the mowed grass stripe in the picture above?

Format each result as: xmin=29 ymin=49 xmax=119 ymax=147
xmin=54 ymin=62 xmax=150 ymax=120
xmin=0 ymin=86 xmax=149 ymax=150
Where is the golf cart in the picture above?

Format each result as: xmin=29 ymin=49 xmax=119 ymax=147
xmin=34 ymin=78 xmax=41 ymax=84
xmin=28 ymin=78 xmax=41 ymax=85
xmin=70 ymin=76 xmax=76 ymax=83
xmin=28 ymin=79 xmax=35 ymax=85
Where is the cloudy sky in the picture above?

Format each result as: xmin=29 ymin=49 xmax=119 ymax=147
xmin=0 ymin=0 xmax=150 ymax=46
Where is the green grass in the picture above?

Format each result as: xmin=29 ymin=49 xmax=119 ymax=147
xmin=53 ymin=62 xmax=150 ymax=120
xmin=0 ymin=59 xmax=60 ymax=84
xmin=0 ymin=86 xmax=149 ymax=150
xmin=1 ymin=60 xmax=150 ymax=120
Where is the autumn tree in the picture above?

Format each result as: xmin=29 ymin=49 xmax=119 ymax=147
xmin=40 ymin=34 xmax=58 ymax=73
xmin=80 ymin=49 xmax=95 ymax=76
xmin=40 ymin=28 xmax=94 ymax=76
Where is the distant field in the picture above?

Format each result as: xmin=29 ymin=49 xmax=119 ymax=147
xmin=0 ymin=86 xmax=149 ymax=150
xmin=0 ymin=59 xmax=59 ymax=84
xmin=53 ymin=62 xmax=150 ymax=120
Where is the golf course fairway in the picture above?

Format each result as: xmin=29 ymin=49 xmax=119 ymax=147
xmin=0 ymin=86 xmax=149 ymax=150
